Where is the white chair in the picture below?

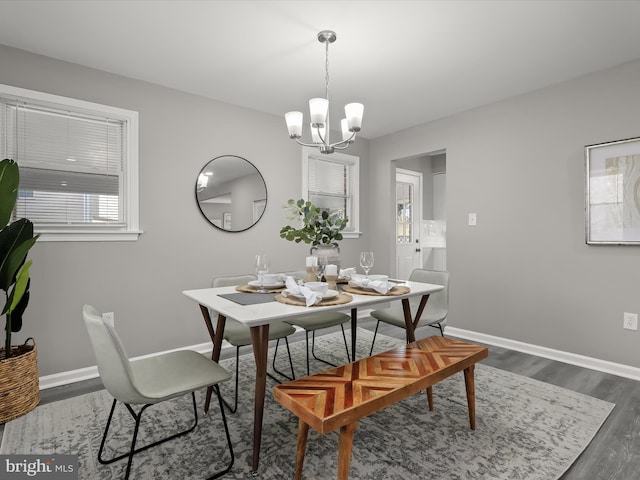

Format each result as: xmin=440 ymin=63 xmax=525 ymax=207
xmin=283 ymin=271 xmax=351 ymax=376
xmin=83 ymin=304 xmax=234 ymax=480
xmin=211 ymin=274 xmax=296 ymax=413
xmin=369 ymin=269 xmax=449 ymax=355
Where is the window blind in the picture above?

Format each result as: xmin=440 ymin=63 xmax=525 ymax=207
xmin=0 ymin=98 xmax=125 ymax=226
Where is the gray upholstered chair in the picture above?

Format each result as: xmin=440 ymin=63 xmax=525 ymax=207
xmin=211 ymin=274 xmax=296 ymax=413
xmin=369 ymin=269 xmax=449 ymax=355
xmin=83 ymin=304 xmax=234 ymax=480
xmin=283 ymin=270 xmax=351 ymax=376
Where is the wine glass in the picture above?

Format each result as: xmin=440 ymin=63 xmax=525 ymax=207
xmin=255 ymin=253 xmax=270 ymax=293
xmin=312 ymin=255 xmax=327 ymax=281
xmin=359 ymin=251 xmax=374 ymax=279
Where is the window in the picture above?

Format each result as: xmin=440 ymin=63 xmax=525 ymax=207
xmin=301 ymin=147 xmax=360 ymax=238
xmin=0 ymin=84 xmax=140 ymax=241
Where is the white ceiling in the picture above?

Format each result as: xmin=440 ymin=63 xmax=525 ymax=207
xmin=1 ymin=0 xmax=640 ymax=139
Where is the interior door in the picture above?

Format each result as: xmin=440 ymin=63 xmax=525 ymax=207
xmin=395 ymin=169 xmax=423 ymax=279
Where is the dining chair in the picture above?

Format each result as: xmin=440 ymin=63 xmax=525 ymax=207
xmin=283 ymin=270 xmax=351 ymax=376
xmin=211 ymin=274 xmax=296 ymax=413
xmin=82 ymin=304 xmax=234 ymax=480
xmin=369 ymin=269 xmax=449 ymax=355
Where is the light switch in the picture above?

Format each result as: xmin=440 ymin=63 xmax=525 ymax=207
xmin=468 ymin=213 xmax=477 ymax=226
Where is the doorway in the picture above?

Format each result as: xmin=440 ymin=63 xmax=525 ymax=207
xmin=395 ymin=169 xmax=423 ymax=280
xmin=394 ymin=151 xmax=447 ymax=278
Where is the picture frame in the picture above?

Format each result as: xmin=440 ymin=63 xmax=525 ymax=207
xmin=223 ymin=212 xmax=232 ymax=230
xmin=585 ymin=136 xmax=640 ymax=244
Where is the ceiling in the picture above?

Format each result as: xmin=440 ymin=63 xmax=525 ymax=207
xmin=1 ymin=0 xmax=640 ymax=139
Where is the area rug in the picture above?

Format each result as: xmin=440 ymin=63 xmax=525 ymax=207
xmin=1 ymin=329 xmax=614 ymax=479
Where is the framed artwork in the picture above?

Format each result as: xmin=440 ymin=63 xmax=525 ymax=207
xmin=223 ymin=212 xmax=232 ymax=230
xmin=586 ymin=136 xmax=640 ymax=244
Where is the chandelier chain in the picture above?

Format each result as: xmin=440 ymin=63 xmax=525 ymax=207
xmin=325 ymin=38 xmax=330 ymax=103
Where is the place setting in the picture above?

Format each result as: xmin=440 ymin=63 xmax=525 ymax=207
xmin=232 ymin=253 xmax=285 ymax=293
xmin=276 ymin=255 xmax=353 ymax=307
xmin=342 ymin=251 xmax=411 ymax=296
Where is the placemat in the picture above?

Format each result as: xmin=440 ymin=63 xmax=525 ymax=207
xmin=274 ymin=292 xmax=353 ymax=307
xmin=218 ymin=292 xmax=276 ymax=305
xmin=342 ymin=285 xmax=410 ymax=296
xmin=235 ymin=284 xmax=285 ymax=293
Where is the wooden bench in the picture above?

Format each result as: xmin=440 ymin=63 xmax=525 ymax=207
xmin=273 ymin=335 xmax=489 ymax=480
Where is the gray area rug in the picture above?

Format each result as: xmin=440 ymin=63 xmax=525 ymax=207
xmin=1 ymin=329 xmax=614 ymax=479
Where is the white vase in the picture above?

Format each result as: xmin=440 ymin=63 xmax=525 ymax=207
xmin=310 ymin=243 xmax=340 ymax=273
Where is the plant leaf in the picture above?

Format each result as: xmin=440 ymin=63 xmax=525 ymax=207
xmin=0 ymin=159 xmax=19 ymax=228
xmin=3 ymin=260 xmax=31 ymax=317
xmin=0 ymin=219 xmax=38 ymax=291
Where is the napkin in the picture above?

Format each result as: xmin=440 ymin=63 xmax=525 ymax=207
xmin=339 ymin=267 xmax=356 ymax=279
xmin=281 ymin=276 xmax=322 ymax=307
xmin=349 ymin=274 xmax=391 ymax=294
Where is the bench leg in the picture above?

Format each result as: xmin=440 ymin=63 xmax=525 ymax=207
xmin=337 ymin=422 xmax=358 ymax=480
xmin=295 ymin=420 xmax=309 ymax=480
xmin=425 ymin=386 xmax=434 ymax=411
xmin=463 ymin=364 xmax=477 ymax=430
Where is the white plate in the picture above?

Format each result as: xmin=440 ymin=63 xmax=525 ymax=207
xmin=248 ymin=280 xmax=284 ymax=288
xmin=291 ymin=289 xmax=339 ymax=300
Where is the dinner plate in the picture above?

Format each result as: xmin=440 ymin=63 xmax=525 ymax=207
xmin=291 ymin=289 xmax=339 ymax=300
xmin=248 ymin=280 xmax=284 ymax=288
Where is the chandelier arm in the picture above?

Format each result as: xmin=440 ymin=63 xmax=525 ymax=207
xmin=293 ymin=138 xmax=321 ymax=149
xmin=327 ymin=131 xmax=356 ymax=149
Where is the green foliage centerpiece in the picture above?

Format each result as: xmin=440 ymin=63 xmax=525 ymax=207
xmin=279 ymin=198 xmax=348 ymax=246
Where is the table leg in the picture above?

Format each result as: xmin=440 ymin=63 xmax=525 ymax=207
xmin=200 ymin=305 xmax=226 ymax=413
xmin=249 ymin=324 xmax=270 ymax=473
xmin=350 ymin=307 xmax=358 ymax=361
xmin=295 ymin=420 xmax=309 ymax=480
xmin=464 ymin=364 xmax=477 ymax=430
xmin=401 ymin=294 xmax=430 ymax=343
xmin=403 ymin=296 xmax=432 ymax=411
xmin=337 ymin=422 xmax=358 ymax=480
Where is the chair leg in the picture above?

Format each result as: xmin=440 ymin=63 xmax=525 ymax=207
xmin=369 ymin=320 xmax=381 ymax=356
xmin=309 ymin=326 xmax=349 ymax=373
xmin=271 ymin=337 xmax=296 ymax=381
xmin=207 ymin=385 xmax=235 ymax=479
xmin=98 ymin=393 xmax=200 ymax=479
xmin=219 ymin=347 xmax=241 ymax=413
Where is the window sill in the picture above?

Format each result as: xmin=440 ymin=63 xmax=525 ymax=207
xmin=35 ymin=230 xmax=143 ymax=242
xmin=342 ymin=231 xmax=362 ymax=239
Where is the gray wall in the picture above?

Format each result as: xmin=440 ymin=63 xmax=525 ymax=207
xmin=0 ymin=44 xmax=370 ymax=376
xmin=370 ymin=59 xmax=640 ymax=368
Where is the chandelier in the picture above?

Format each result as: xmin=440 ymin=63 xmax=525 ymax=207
xmin=285 ymin=30 xmax=364 ymax=154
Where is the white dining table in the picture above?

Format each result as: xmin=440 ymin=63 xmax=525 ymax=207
xmin=183 ymin=279 xmax=444 ymax=475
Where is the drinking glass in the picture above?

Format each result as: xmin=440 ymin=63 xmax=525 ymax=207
xmin=312 ymin=255 xmax=327 ymax=281
xmin=255 ymin=253 xmax=270 ymax=293
xmin=359 ymin=251 xmax=374 ymax=278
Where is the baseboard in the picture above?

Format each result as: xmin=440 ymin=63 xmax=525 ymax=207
xmin=447 ymin=326 xmax=640 ymax=382
xmin=42 ymin=317 xmax=640 ymax=390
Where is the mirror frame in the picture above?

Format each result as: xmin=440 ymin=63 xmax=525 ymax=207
xmin=195 ymin=155 xmax=267 ymax=232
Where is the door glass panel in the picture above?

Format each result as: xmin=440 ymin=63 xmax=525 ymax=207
xmin=396 ymin=181 xmax=413 ymax=244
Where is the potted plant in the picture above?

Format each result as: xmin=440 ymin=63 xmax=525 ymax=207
xmin=279 ymin=198 xmax=348 ymax=268
xmin=0 ymin=158 xmax=40 ymax=423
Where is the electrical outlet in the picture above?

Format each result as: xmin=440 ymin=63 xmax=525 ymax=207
xmin=468 ymin=213 xmax=477 ymax=226
xmin=102 ymin=312 xmax=115 ymax=327
xmin=623 ymin=312 xmax=638 ymax=331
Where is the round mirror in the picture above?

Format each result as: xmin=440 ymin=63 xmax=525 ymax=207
xmin=195 ymin=155 xmax=267 ymax=232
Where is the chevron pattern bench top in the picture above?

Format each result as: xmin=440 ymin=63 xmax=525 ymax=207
xmin=273 ymin=336 xmax=489 ymax=479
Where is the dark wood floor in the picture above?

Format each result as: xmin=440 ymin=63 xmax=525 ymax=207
xmin=5 ymin=317 xmax=640 ymax=479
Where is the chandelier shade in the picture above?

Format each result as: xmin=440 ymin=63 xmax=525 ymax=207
xmin=285 ymin=30 xmax=364 ymax=154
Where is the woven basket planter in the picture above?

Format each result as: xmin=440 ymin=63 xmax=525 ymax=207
xmin=0 ymin=339 xmax=40 ymax=424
